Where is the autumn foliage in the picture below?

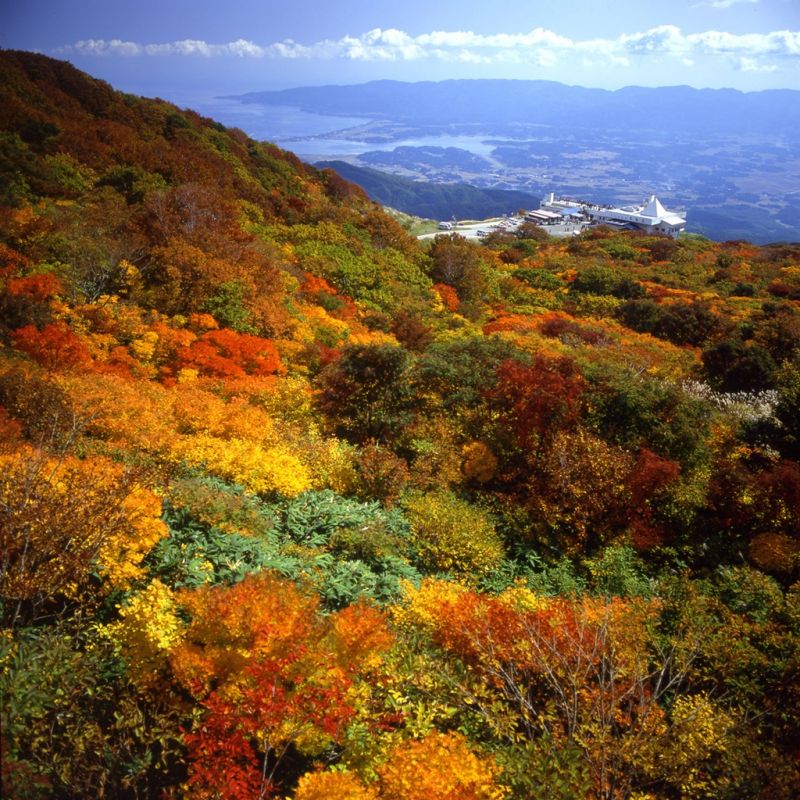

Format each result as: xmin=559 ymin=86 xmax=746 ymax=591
xmin=11 ymin=323 xmax=92 ymax=371
xmin=0 ymin=447 xmax=166 ymax=604
xmin=175 ymin=328 xmax=283 ymax=378
xmin=488 ymin=355 xmax=585 ymax=448
xmin=2 ymin=50 xmax=799 ymax=800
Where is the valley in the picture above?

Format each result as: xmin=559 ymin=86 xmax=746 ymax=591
xmin=311 ymin=124 xmax=800 ymax=243
xmin=220 ymin=80 xmax=800 ymax=244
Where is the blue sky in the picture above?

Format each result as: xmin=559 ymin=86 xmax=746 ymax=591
xmin=2 ymin=0 xmax=799 ymax=98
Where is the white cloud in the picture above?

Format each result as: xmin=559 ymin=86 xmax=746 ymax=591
xmin=621 ymin=25 xmax=688 ymax=55
xmin=708 ymin=0 xmax=759 ymax=8
xmin=66 ymin=38 xmax=275 ymax=57
xmin=738 ymin=56 xmax=779 ymax=72
xmin=57 ymin=25 xmax=799 ymax=73
xmin=71 ymin=39 xmax=142 ymax=56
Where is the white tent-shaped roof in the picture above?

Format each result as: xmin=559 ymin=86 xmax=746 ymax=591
xmin=642 ymin=195 xmax=668 ymax=219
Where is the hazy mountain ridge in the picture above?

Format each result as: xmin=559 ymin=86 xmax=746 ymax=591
xmin=232 ymin=79 xmax=800 ymax=134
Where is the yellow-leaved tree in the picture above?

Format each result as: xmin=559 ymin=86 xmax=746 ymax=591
xmin=404 ymin=491 xmax=504 ymax=577
xmin=0 ymin=446 xmax=166 ymax=621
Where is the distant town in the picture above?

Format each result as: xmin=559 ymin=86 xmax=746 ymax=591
xmin=422 ymin=193 xmax=687 ymax=241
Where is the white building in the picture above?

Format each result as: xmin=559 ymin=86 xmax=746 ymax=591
xmin=525 ymin=209 xmax=563 ymax=225
xmin=587 ymin=195 xmax=686 ymax=237
xmin=540 ymin=193 xmax=583 ymax=216
xmin=539 ymin=192 xmax=686 ymax=238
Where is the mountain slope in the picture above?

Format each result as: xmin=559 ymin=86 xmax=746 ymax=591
xmin=0 ymin=49 xmax=431 ymax=323
xmin=2 ymin=52 xmax=800 ymax=800
xmin=316 ymin=159 xmax=542 ymax=219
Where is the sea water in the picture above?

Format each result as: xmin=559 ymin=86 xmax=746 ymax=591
xmin=167 ymin=93 xmax=500 ymax=159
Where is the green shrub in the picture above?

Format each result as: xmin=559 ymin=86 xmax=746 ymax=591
xmin=584 ymin=544 xmax=653 ymax=597
xmin=316 ymin=556 xmax=420 ymax=609
xmin=279 ymin=489 xmax=410 ymax=547
xmin=514 ymin=268 xmax=565 ymax=291
xmin=570 ymin=265 xmax=623 ymax=295
xmin=315 ymin=344 xmax=415 ymax=443
xmin=149 ymin=503 xmax=296 ymax=588
xmin=0 ymin=626 xmax=183 ymax=798
xmin=204 ymin=280 xmax=255 ymax=333
xmin=404 ymin=490 xmax=504 ymax=577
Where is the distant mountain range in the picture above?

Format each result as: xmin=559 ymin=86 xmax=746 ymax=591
xmin=315 ymin=160 xmax=541 ymax=221
xmin=232 ymin=79 xmax=800 ymax=135
xmin=230 ymin=79 xmax=800 ymax=243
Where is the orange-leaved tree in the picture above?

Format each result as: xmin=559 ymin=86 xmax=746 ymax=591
xmin=412 ymin=586 xmax=695 ymax=800
xmin=11 ymin=322 xmax=92 ymax=371
xmin=172 ymin=575 xmax=393 ymax=799
xmin=377 ymin=731 xmax=507 ymax=800
xmin=175 ymin=328 xmax=282 ymax=378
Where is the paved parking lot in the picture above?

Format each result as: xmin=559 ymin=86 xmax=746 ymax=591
xmin=418 ymin=217 xmax=588 ymax=241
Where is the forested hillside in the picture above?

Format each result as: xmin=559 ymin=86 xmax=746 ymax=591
xmin=2 ymin=51 xmax=800 ymax=800
xmin=315 ymin=159 xmax=541 ymax=221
